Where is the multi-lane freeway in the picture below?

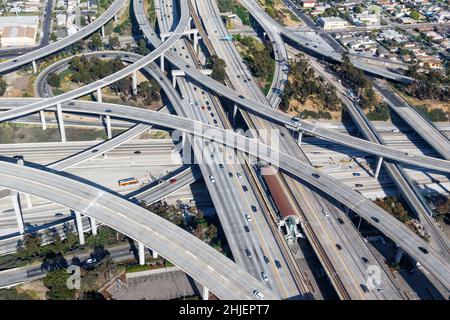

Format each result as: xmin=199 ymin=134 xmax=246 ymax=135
xmin=0 ymin=0 xmax=449 ymax=300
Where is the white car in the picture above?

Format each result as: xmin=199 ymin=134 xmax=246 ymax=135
xmin=209 ymin=175 xmax=215 ymax=183
xmin=392 ymin=128 xmax=399 ymax=133
xmin=253 ymin=290 xmax=265 ymax=300
xmin=245 ymin=214 xmax=252 ymax=222
xmin=322 ymin=209 xmax=330 ymax=217
xmin=261 ymin=272 xmax=269 ymax=282
xmin=237 ymin=172 xmax=243 ymax=179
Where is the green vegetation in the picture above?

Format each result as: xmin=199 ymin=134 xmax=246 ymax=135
xmin=217 ymin=0 xmax=250 ymax=25
xmin=281 ymin=53 xmax=341 ymax=115
xmin=147 ymin=0 xmax=157 ymax=28
xmin=415 ymin=105 xmax=448 ymax=122
xmin=0 ymin=77 xmax=6 ymax=96
xmin=374 ymin=196 xmax=410 ymax=223
xmin=207 ymin=54 xmax=227 ymax=84
xmin=233 ymin=34 xmax=275 ymax=89
xmin=47 ymin=73 xmax=61 ymax=88
xmin=298 ymin=110 xmax=332 ymax=120
xmin=68 ymin=56 xmax=160 ymax=103
xmin=0 ymin=226 xmax=125 ymax=270
xmin=43 ymin=269 xmax=76 ymax=300
xmin=144 ymin=202 xmax=222 ymax=249
xmin=108 ymin=35 xmax=120 ymax=50
xmin=425 ymin=194 xmax=450 ymax=224
xmin=410 ymin=10 xmax=420 ymax=20
xmin=89 ymin=32 xmax=103 ymax=51
xmin=401 ymin=64 xmax=449 ymax=103
xmin=0 ymin=288 xmax=34 ymax=300
xmin=366 ymin=103 xmax=390 ymax=121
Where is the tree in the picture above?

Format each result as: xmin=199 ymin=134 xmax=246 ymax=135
xmin=43 ymin=269 xmax=76 ymax=300
xmin=138 ymin=80 xmax=161 ymax=104
xmin=47 ymin=73 xmax=61 ymax=87
xmin=208 ymin=55 xmax=227 ymax=83
xmin=50 ymin=32 xmax=57 ymax=42
xmin=89 ymin=32 xmax=103 ymax=51
xmin=410 ymin=10 xmax=420 ymax=20
xmin=108 ymin=36 xmax=120 ymax=49
xmin=0 ymin=77 xmax=6 ymax=96
xmin=137 ymin=39 xmax=150 ymax=55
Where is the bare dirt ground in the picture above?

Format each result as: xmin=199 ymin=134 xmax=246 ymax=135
xmin=287 ymin=96 xmax=342 ymax=121
xmin=3 ymin=72 xmax=33 ymax=97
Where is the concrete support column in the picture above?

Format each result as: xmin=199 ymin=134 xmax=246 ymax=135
xmin=101 ymin=26 xmax=105 ymax=38
xmin=105 ymin=115 xmax=112 ymax=139
xmin=32 ymin=60 xmax=37 ymax=73
xmin=97 ymin=88 xmax=102 ymax=103
xmin=160 ymin=53 xmax=165 ymax=71
xmin=202 ymin=286 xmax=209 ymax=300
xmin=138 ymin=242 xmax=145 ymax=265
xmin=232 ymin=104 xmax=238 ymax=125
xmin=132 ymin=71 xmax=137 ymax=95
xmin=90 ymin=217 xmax=97 ymax=236
xmin=11 ymin=191 xmax=24 ymax=235
xmin=152 ymin=249 xmax=158 ymax=259
xmin=394 ymin=246 xmax=403 ymax=264
xmin=39 ymin=110 xmax=47 ymax=130
xmin=114 ymin=14 xmax=118 ymax=22
xmin=56 ymin=103 xmax=66 ymax=143
xmin=374 ymin=156 xmax=383 ymax=179
xmin=193 ymin=31 xmax=198 ymax=52
xmin=297 ymin=130 xmax=303 ymax=145
xmin=74 ymin=211 xmax=85 ymax=245
xmin=172 ymin=74 xmax=177 ymax=88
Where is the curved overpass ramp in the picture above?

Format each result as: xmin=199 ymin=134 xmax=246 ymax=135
xmin=0 ymin=0 xmax=127 ymax=74
xmin=0 ymin=100 xmax=449 ymax=289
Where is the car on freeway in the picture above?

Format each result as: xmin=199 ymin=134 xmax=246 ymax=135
xmin=291 ymin=117 xmax=300 ymax=125
xmin=55 ymin=213 xmax=64 ymax=217
xmin=218 ymin=163 xmax=224 ymax=169
xmin=322 ymin=208 xmax=330 ymax=217
xmin=134 ymin=150 xmax=141 ymax=154
xmin=261 ymin=272 xmax=269 ymax=282
xmin=245 ymin=249 xmax=252 ymax=258
xmin=274 ymin=260 xmax=282 ymax=269
xmin=263 ymin=256 xmax=270 ymax=264
xmin=237 ymin=172 xmax=243 ymax=179
xmin=245 ymin=214 xmax=252 ymax=222
xmin=355 ymin=183 xmax=363 ymax=188
xmin=91 ymin=149 xmax=99 ymax=153
xmin=251 ymin=205 xmax=257 ymax=212
xmin=253 ymin=290 xmax=265 ymax=300
xmin=209 ymin=175 xmax=216 ymax=183
xmin=169 ymin=178 xmax=177 ymax=184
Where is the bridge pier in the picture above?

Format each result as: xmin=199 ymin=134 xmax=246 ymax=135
xmin=90 ymin=217 xmax=98 ymax=236
xmin=73 ymin=211 xmax=85 ymax=245
xmin=132 ymin=71 xmax=137 ymax=95
xmin=160 ymin=53 xmax=165 ymax=72
xmin=152 ymin=249 xmax=158 ymax=259
xmin=114 ymin=14 xmax=118 ymax=22
xmin=138 ymin=241 xmax=145 ymax=265
xmin=97 ymin=88 xmax=102 ymax=103
xmin=101 ymin=26 xmax=105 ymax=38
xmin=56 ymin=103 xmax=66 ymax=143
xmin=202 ymin=286 xmax=209 ymax=300
xmin=16 ymin=158 xmax=32 ymax=209
xmin=39 ymin=110 xmax=47 ymax=130
xmin=297 ymin=130 xmax=303 ymax=145
xmin=374 ymin=157 xmax=383 ymax=179
xmin=105 ymin=115 xmax=112 ymax=139
xmin=32 ymin=60 xmax=37 ymax=73
xmin=232 ymin=104 xmax=238 ymax=125
xmin=172 ymin=74 xmax=177 ymax=88
xmin=193 ymin=30 xmax=199 ymax=52
xmin=11 ymin=191 xmax=24 ymax=235
xmin=394 ymin=246 xmax=403 ymax=264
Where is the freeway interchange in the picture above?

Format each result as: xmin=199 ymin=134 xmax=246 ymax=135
xmin=0 ymin=0 xmax=449 ymax=300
